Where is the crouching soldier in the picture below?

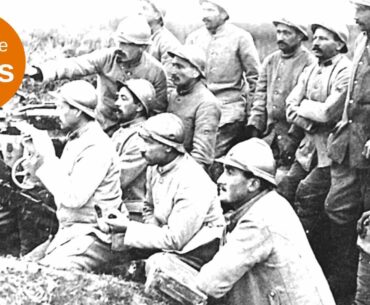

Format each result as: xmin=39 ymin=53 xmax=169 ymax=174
xmin=19 ymin=80 xmax=122 ymax=272
xmin=99 ymin=113 xmax=225 ymax=270
xmin=111 ymin=79 xmax=157 ymax=221
xmin=195 ymin=138 xmax=335 ymax=305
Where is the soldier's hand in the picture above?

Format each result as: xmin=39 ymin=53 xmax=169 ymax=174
xmin=241 ymin=125 xmax=261 ymax=141
xmin=101 ymin=208 xmax=130 ymax=233
xmin=15 ymin=121 xmax=55 ymax=160
xmin=24 ymin=64 xmax=43 ymax=81
xmin=357 ymin=210 xmax=370 ymax=237
xmin=363 ymin=140 xmax=370 ymax=159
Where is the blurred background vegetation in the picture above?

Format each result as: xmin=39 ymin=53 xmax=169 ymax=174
xmin=20 ymin=19 xmax=361 ymax=100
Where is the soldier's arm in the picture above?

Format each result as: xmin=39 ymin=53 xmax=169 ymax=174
xmin=247 ymin=56 xmax=269 ymax=132
xmin=34 ymin=48 xmax=112 ymax=83
xmin=296 ymin=65 xmax=350 ymax=123
xmin=286 ymin=66 xmax=316 ymax=132
xmin=196 ymin=219 xmax=272 ymax=298
xmin=239 ymin=31 xmax=261 ymax=97
xmin=190 ymin=100 xmax=221 ymax=167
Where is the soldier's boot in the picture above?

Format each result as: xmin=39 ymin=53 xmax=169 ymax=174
xmin=328 ymin=221 xmax=358 ymax=300
xmin=295 ymin=179 xmax=331 ymax=276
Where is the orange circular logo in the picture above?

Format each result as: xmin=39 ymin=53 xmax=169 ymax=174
xmin=0 ymin=18 xmax=25 ymax=107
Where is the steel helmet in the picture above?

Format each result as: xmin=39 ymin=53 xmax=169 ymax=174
xmin=311 ymin=22 xmax=349 ymax=53
xmin=139 ymin=113 xmax=186 ymax=154
xmin=115 ymin=15 xmax=151 ymax=45
xmin=168 ymin=45 xmax=206 ymax=78
xmin=118 ymin=79 xmax=156 ymax=116
xmin=141 ymin=0 xmax=167 ymax=20
xmin=50 ymin=80 xmax=97 ymax=119
xmin=216 ymin=138 xmax=277 ymax=185
xmin=199 ymin=0 xmax=229 ymax=19
xmin=272 ymin=18 xmax=309 ymax=41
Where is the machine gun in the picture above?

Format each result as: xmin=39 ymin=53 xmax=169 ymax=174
xmin=0 ymin=92 xmax=65 ymax=190
xmin=0 ymin=93 xmax=61 ymax=256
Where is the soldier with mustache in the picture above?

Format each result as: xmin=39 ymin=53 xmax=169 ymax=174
xmin=246 ymin=18 xmax=315 ymax=204
xmin=25 ymin=15 xmax=168 ymax=136
xmin=186 ymin=0 xmax=260 ymax=179
xmin=286 ymin=21 xmax=351 ymax=302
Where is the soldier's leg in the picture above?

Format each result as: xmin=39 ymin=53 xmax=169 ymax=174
xmin=209 ymin=122 xmax=244 ymax=182
xmin=295 ymin=166 xmax=331 ymax=275
xmin=39 ymin=234 xmax=114 ymax=272
xmin=354 ymin=250 xmax=370 ymax=305
xmin=325 ymin=162 xmax=362 ymax=299
xmin=277 ymin=160 xmax=309 ymax=206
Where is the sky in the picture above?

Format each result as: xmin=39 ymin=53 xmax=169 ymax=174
xmin=2 ymin=0 xmax=356 ymax=34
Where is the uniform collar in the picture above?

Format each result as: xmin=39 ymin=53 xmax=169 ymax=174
xmin=119 ymin=116 xmax=146 ymax=129
xmin=319 ymin=54 xmax=342 ymax=67
xmin=280 ymin=45 xmax=302 ymax=59
xmin=224 ymin=189 xmax=270 ymax=232
xmin=115 ymin=51 xmax=143 ymax=69
xmin=176 ymin=80 xmax=200 ymax=96
xmin=156 ymin=154 xmax=184 ymax=175
xmin=208 ymin=22 xmax=226 ymax=36
xmin=67 ymin=121 xmax=94 ymax=141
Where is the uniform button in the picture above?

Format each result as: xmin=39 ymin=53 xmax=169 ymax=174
xmin=127 ymin=72 xmax=132 ymax=76
xmin=354 ymin=80 xmax=358 ymax=85
xmin=277 ymin=135 xmax=282 ymax=140
xmin=270 ymin=292 xmax=275 ymax=297
xmin=277 ymin=77 xmax=281 ymax=81
xmin=273 ymin=105 xmax=276 ymax=109
xmin=359 ymin=61 xmax=363 ymax=65
xmin=349 ymin=120 xmax=353 ymax=123
xmin=349 ymin=100 xmax=354 ymax=104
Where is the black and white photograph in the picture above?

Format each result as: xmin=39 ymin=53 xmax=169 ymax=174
xmin=0 ymin=0 xmax=368 ymax=304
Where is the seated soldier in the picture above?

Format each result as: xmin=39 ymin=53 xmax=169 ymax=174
xmin=111 ymin=79 xmax=156 ymax=221
xmin=99 ymin=113 xmax=225 ymax=271
xmin=19 ymin=80 xmax=122 ymax=272
xmin=148 ymin=138 xmax=336 ymax=305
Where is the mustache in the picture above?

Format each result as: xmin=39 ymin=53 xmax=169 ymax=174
xmin=312 ymin=46 xmax=322 ymax=52
xmin=277 ymin=41 xmax=288 ymax=46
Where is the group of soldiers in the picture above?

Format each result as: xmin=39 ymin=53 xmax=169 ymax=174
xmin=2 ymin=0 xmax=370 ymax=304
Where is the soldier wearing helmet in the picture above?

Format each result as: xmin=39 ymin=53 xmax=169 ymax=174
xmin=247 ymin=18 xmax=315 ymax=179
xmin=111 ymin=79 xmax=156 ymax=221
xmin=167 ymin=45 xmax=221 ymax=170
xmin=25 ymin=15 xmax=168 ymax=135
xmin=138 ymin=0 xmax=181 ymax=81
xmin=100 ymin=113 xmax=225 ymax=271
xmin=194 ymin=138 xmax=335 ymax=305
xmin=19 ymin=80 xmax=122 ymax=272
xmin=326 ymin=1 xmax=370 ymax=303
xmin=284 ymin=21 xmax=351 ymax=298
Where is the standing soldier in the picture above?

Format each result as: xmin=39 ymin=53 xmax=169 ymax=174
xmin=167 ymin=45 xmax=221 ymax=169
xmin=285 ymin=22 xmax=350 ymax=279
xmin=186 ymin=0 xmax=260 ymax=169
xmin=25 ymin=15 xmax=167 ymax=135
xmin=138 ymin=0 xmax=181 ymax=80
xmin=325 ymin=0 xmax=370 ymax=301
xmin=246 ymin=18 xmax=315 ymax=194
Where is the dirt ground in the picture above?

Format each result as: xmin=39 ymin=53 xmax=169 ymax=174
xmin=0 ymin=257 xmax=176 ymax=305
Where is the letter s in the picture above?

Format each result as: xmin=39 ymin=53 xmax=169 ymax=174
xmin=0 ymin=64 xmax=14 ymax=82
